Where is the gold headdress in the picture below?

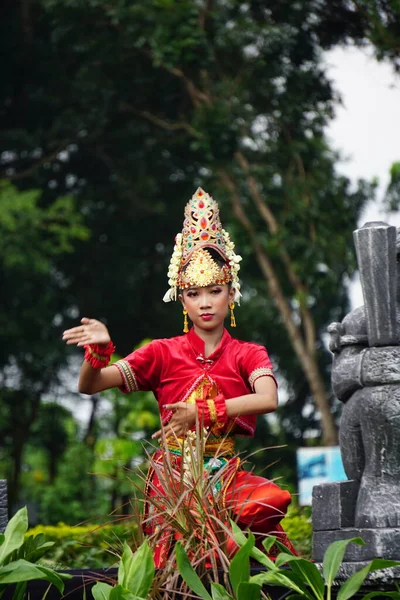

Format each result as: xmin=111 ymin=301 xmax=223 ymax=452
xmin=163 ymin=188 xmax=242 ymax=303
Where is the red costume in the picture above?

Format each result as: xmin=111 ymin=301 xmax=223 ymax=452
xmin=115 ymin=327 xmax=294 ymax=567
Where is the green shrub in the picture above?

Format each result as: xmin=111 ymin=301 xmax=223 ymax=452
xmin=26 ymin=519 xmax=139 ymax=569
xmin=281 ymin=504 xmax=312 ymax=558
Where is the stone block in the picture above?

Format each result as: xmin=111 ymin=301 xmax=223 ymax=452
xmin=313 ymin=528 xmax=400 ymax=563
xmin=312 ymin=480 xmax=358 ymax=532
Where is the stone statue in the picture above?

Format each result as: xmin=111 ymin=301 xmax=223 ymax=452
xmin=313 ymin=221 xmax=400 ymax=564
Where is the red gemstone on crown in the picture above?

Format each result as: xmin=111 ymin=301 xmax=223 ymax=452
xmin=201 ymin=232 xmax=209 ymax=241
xmin=200 ymin=217 xmax=207 ymax=228
xmin=198 ymin=200 xmax=204 ymax=208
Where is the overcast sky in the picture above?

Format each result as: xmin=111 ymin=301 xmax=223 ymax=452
xmin=324 ymin=46 xmax=400 ymax=307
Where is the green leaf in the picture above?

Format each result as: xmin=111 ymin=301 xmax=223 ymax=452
xmin=0 ymin=508 xmax=28 ymax=563
xmin=274 ymin=555 xmax=324 ymax=599
xmin=228 ymin=530 xmax=254 ymax=595
xmin=92 ymin=581 xmax=114 ymax=600
xmin=12 ymin=581 xmax=27 ymax=600
xmin=323 ymin=537 xmax=365 ymax=587
xmin=109 ymin=585 xmax=126 ymax=600
xmin=362 ymin=593 xmax=400 ymax=599
xmin=251 ymin=570 xmax=313 ymax=599
xmin=262 ymin=536 xmax=278 ymax=554
xmin=117 ymin=541 xmax=154 ymax=598
xmin=210 ymin=582 xmax=233 ymax=600
xmin=237 ymin=582 xmax=261 ymax=600
xmin=230 ymin=521 xmax=276 ymax=570
xmin=337 ymin=559 xmax=400 ymax=600
xmin=175 ymin=542 xmax=213 ymax=600
xmin=0 ymin=559 xmax=70 ymax=593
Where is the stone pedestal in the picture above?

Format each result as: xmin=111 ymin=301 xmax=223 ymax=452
xmin=313 ymin=222 xmax=400 ymax=578
xmin=0 ymin=480 xmax=8 ymax=532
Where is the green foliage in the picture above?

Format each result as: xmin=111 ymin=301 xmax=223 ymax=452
xmin=26 ymin=520 xmax=139 ymax=569
xmin=231 ymin=526 xmax=400 ymax=600
xmin=0 ymin=507 xmax=71 ymax=596
xmin=384 ymin=161 xmax=400 ymax=211
xmin=91 ymin=540 xmax=154 ymax=600
xmin=281 ymin=505 xmax=313 ymax=558
xmin=37 ymin=444 xmax=108 ymax=525
xmin=0 ymin=180 xmax=89 ymax=273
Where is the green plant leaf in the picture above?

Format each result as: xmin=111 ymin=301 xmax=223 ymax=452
xmin=210 ymin=582 xmax=233 ymax=600
xmin=362 ymin=593 xmax=400 ymax=599
xmin=175 ymin=542 xmax=213 ymax=600
xmin=237 ymin=581 xmax=261 ymax=600
xmin=229 ymin=530 xmax=254 ymax=595
xmin=12 ymin=581 xmax=27 ymax=600
xmin=109 ymin=585 xmax=126 ymax=600
xmin=274 ymin=555 xmax=324 ymax=599
xmin=0 ymin=508 xmax=28 ymax=563
xmin=230 ymin=521 xmax=276 ymax=570
xmin=117 ymin=541 xmax=154 ymax=598
xmin=323 ymin=537 xmax=365 ymax=587
xmin=337 ymin=559 xmax=400 ymax=600
xmin=274 ymin=536 xmax=298 ymax=556
xmin=92 ymin=581 xmax=113 ymax=600
xmin=0 ymin=559 xmax=70 ymax=593
xmin=262 ymin=536 xmax=278 ymax=554
xmin=7 ymin=534 xmax=55 ymax=565
xmin=251 ymin=570 xmax=313 ymax=599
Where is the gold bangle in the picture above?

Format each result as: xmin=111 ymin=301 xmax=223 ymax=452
xmin=207 ymin=399 xmax=218 ymax=423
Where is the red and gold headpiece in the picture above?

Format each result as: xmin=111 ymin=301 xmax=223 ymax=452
xmin=163 ymin=188 xmax=242 ymax=303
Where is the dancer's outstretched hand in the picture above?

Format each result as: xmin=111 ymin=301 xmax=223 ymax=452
xmin=62 ymin=317 xmax=111 ymax=347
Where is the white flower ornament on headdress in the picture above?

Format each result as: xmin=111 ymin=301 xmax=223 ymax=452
xmin=222 ymin=228 xmax=242 ymax=304
xmin=163 ymin=233 xmax=183 ymax=302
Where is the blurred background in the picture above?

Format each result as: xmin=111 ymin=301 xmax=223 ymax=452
xmin=1 ymin=0 xmax=400 ymax=537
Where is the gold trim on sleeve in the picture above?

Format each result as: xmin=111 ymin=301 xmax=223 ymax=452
xmin=249 ymin=367 xmax=274 ymax=391
xmin=115 ymin=359 xmax=138 ymax=392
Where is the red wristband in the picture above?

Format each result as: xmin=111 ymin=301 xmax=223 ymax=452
xmin=84 ymin=341 xmax=115 ymax=369
xmin=197 ymin=394 xmax=228 ymax=428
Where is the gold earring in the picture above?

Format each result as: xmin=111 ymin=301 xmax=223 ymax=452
xmin=183 ymin=309 xmax=189 ymax=333
xmin=229 ymin=302 xmax=236 ymax=328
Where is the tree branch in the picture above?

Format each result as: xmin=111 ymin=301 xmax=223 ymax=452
xmin=118 ymin=102 xmax=203 ymax=139
xmin=2 ymin=141 xmax=70 ymax=181
xmin=234 ymin=151 xmax=317 ymax=355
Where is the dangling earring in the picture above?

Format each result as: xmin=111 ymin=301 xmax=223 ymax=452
xmin=229 ymin=302 xmax=236 ymax=328
xmin=183 ymin=309 xmax=189 ymax=333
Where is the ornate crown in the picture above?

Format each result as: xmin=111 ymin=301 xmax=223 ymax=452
xmin=163 ymin=188 xmax=242 ymax=303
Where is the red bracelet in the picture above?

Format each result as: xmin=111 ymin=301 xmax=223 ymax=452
xmin=197 ymin=393 xmax=228 ymax=428
xmin=84 ymin=341 xmax=115 ymax=369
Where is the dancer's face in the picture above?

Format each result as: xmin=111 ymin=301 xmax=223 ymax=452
xmin=180 ymin=284 xmax=234 ymax=332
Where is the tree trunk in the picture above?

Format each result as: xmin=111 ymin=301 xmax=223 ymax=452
xmin=219 ymin=167 xmax=338 ymax=446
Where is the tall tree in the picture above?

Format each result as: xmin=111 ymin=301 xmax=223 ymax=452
xmin=0 ymin=181 xmax=88 ymax=506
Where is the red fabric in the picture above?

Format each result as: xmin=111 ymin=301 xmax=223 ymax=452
xmin=114 ymin=327 xmax=276 ymax=436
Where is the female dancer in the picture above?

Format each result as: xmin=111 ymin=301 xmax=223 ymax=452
xmin=62 ymin=188 xmax=294 ymax=566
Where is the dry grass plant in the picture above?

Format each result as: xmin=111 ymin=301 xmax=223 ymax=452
xmin=128 ymin=419 xmax=286 ymax=599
